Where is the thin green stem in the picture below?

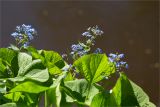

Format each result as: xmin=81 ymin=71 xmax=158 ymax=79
xmin=45 ymin=91 xmax=48 ymax=107
xmin=12 ymin=82 xmax=16 ymax=102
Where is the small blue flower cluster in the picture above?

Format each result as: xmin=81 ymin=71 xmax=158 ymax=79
xmin=83 ymin=26 xmax=104 ymax=46
xmin=108 ymin=53 xmax=128 ymax=71
xmin=71 ymin=44 xmax=83 ymax=52
xmin=82 ymin=26 xmax=104 ymax=38
xmin=70 ymin=44 xmax=87 ymax=57
xmin=70 ymin=26 xmax=104 ymax=59
xmin=11 ymin=24 xmax=37 ymax=47
xmin=94 ymin=48 xmax=103 ymax=54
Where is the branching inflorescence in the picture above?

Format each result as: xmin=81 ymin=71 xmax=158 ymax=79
xmin=11 ymin=24 xmax=37 ymax=47
xmin=70 ymin=26 xmax=104 ymax=59
xmin=70 ymin=25 xmax=128 ymax=72
xmin=108 ymin=53 xmax=128 ymax=71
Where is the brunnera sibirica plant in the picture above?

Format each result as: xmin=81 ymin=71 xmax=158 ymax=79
xmin=0 ymin=24 xmax=155 ymax=107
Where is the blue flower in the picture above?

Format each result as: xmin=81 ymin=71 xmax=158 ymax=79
xmin=23 ymin=42 xmax=29 ymax=47
xmin=118 ymin=54 xmax=124 ymax=59
xmin=82 ymin=26 xmax=103 ymax=38
xmin=94 ymin=48 xmax=103 ymax=54
xmin=91 ymin=26 xmax=104 ymax=36
xmin=108 ymin=53 xmax=128 ymax=71
xmin=62 ymin=54 xmax=68 ymax=59
xmin=77 ymin=50 xmax=87 ymax=56
xmin=70 ymin=43 xmax=89 ymax=58
xmin=11 ymin=24 xmax=37 ymax=47
xmin=15 ymin=26 xmax=20 ymax=31
xmin=82 ymin=32 xmax=92 ymax=37
xmin=11 ymin=32 xmax=19 ymax=37
xmin=71 ymin=44 xmax=83 ymax=52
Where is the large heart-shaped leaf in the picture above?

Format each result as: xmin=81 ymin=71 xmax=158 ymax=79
xmin=6 ymin=52 xmax=49 ymax=82
xmin=43 ymin=51 xmax=62 ymax=64
xmin=18 ymin=52 xmax=44 ymax=76
xmin=112 ymin=73 xmax=156 ymax=106
xmin=73 ymin=54 xmax=115 ymax=84
xmin=26 ymin=49 xmax=65 ymax=75
xmin=130 ymin=78 xmax=156 ymax=107
xmin=42 ymin=51 xmax=65 ymax=74
xmin=112 ymin=72 xmax=139 ymax=106
xmin=91 ymin=72 xmax=156 ymax=107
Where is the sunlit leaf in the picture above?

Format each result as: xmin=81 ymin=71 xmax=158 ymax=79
xmin=10 ymin=81 xmax=49 ymax=93
xmin=91 ymin=72 xmax=156 ymax=107
xmin=0 ymin=48 xmax=17 ymax=65
xmin=0 ymin=103 xmax=17 ymax=107
xmin=74 ymin=54 xmax=115 ymax=84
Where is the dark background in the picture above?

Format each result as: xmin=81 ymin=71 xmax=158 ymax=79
xmin=0 ymin=0 xmax=159 ymax=106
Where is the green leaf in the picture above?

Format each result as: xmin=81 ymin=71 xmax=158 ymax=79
xmin=4 ymin=92 xmax=22 ymax=102
xmin=0 ymin=59 xmax=7 ymax=78
xmin=46 ymin=72 xmax=69 ymax=107
xmin=0 ymin=48 xmax=18 ymax=78
xmin=10 ymin=81 xmax=49 ymax=93
xmin=10 ymin=54 xmax=19 ymax=77
xmin=91 ymin=73 xmax=156 ymax=107
xmin=18 ymin=52 xmax=44 ymax=76
xmin=26 ymin=49 xmax=65 ymax=75
xmin=48 ymin=66 xmax=62 ymax=75
xmin=26 ymin=46 xmax=45 ymax=62
xmin=8 ymin=44 xmax=19 ymax=51
xmin=0 ymin=103 xmax=17 ymax=107
xmin=112 ymin=72 xmax=156 ymax=106
xmin=0 ymin=79 xmax=6 ymax=93
xmin=73 ymin=54 xmax=115 ymax=84
xmin=46 ymin=86 xmax=56 ymax=107
xmin=64 ymin=72 xmax=74 ymax=81
xmin=64 ymin=79 xmax=100 ymax=105
xmin=112 ymin=72 xmax=139 ymax=106
xmin=24 ymin=68 xmax=49 ymax=82
xmin=91 ymin=92 xmax=105 ymax=107
xmin=24 ymin=93 xmax=39 ymax=106
xmin=7 ymin=52 xmax=48 ymax=82
xmin=0 ymin=59 xmax=6 ymax=72
xmin=43 ymin=50 xmax=64 ymax=68
xmin=0 ymin=48 xmax=17 ymax=65
xmin=91 ymin=91 xmax=118 ymax=107
xmin=129 ymin=78 xmax=156 ymax=107
xmin=42 ymin=51 xmax=64 ymax=67
xmin=17 ymin=52 xmax=32 ymax=75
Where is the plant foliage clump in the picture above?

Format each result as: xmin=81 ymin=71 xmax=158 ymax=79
xmin=0 ymin=24 xmax=155 ymax=107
